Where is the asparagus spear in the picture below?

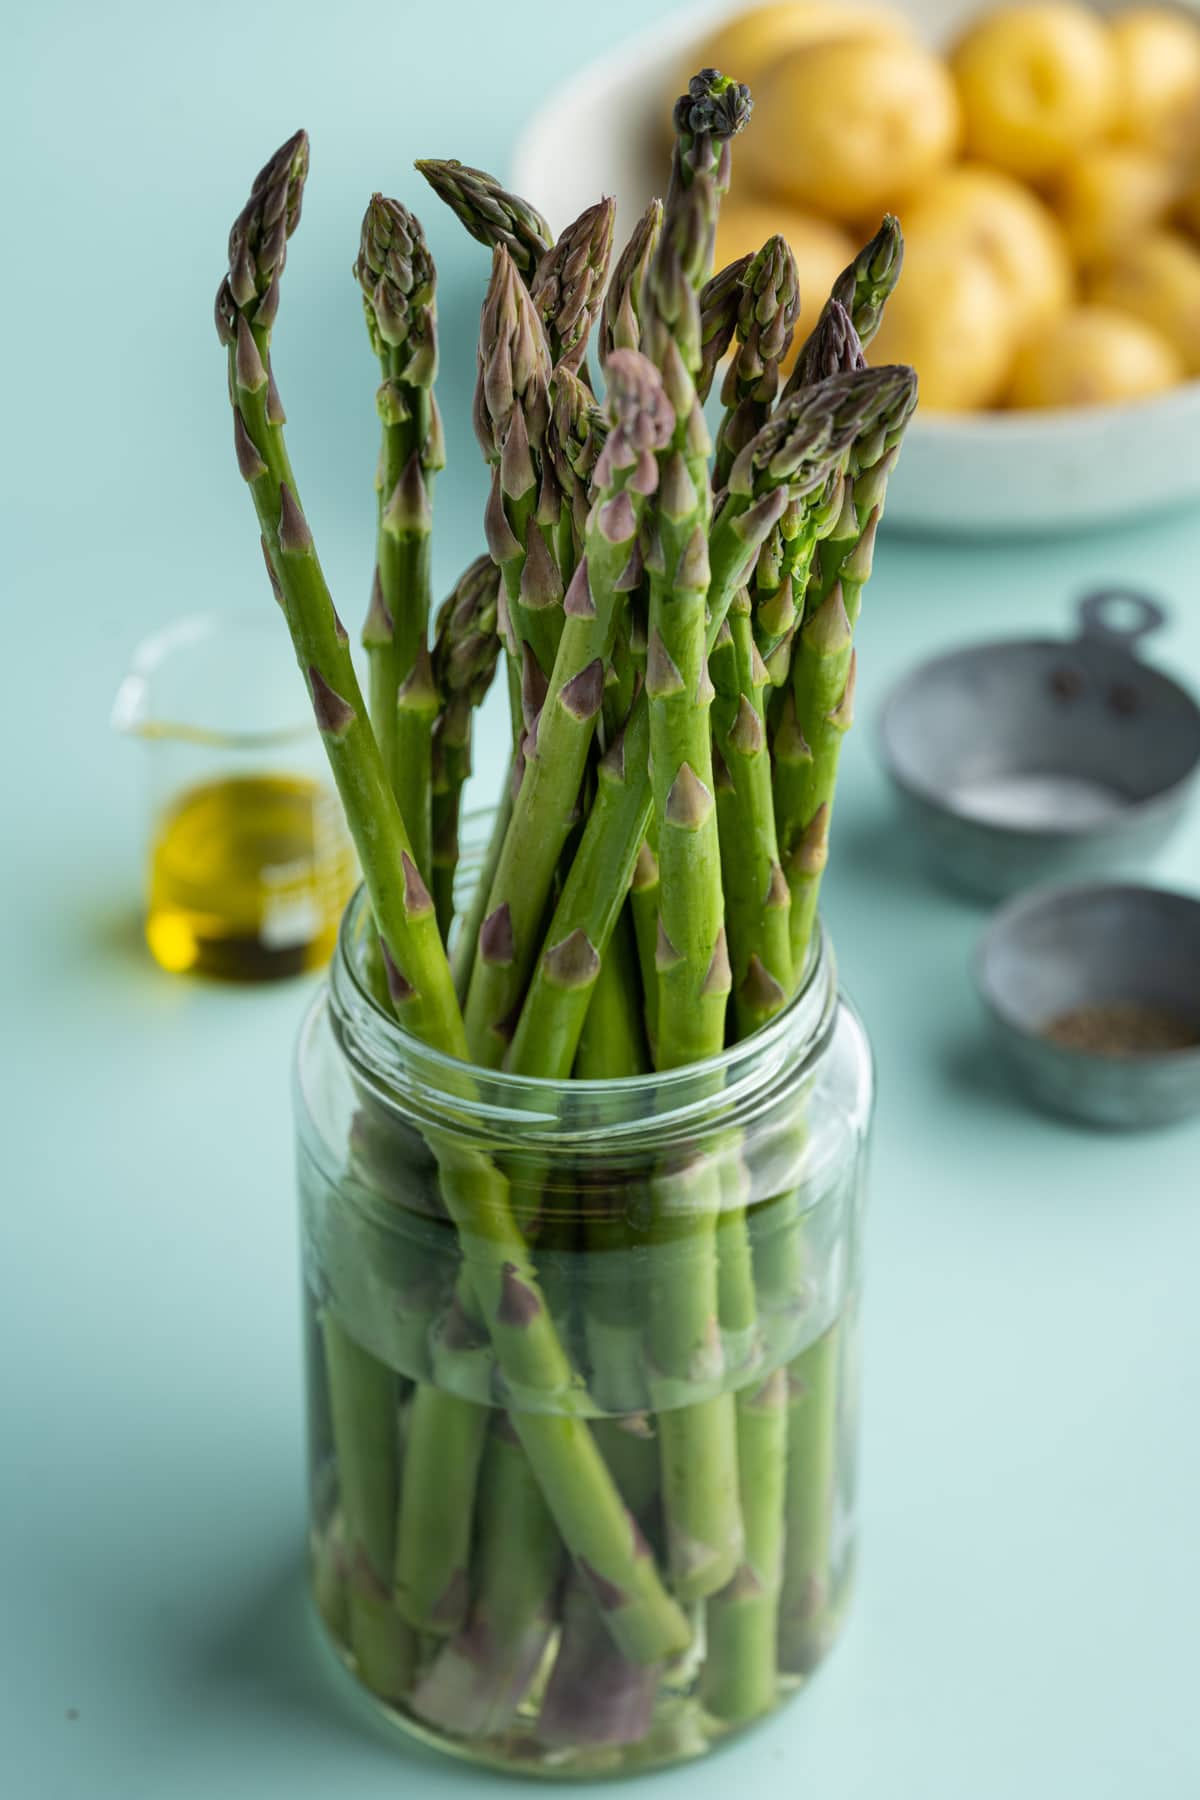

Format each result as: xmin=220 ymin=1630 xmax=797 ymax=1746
xmin=708 ymin=242 xmax=805 ymax=1038
xmin=538 ymin=1570 xmax=660 ymax=1751
xmin=548 ymin=363 xmax=608 ymax=582
xmin=702 ymin=1367 xmax=789 ymax=1722
xmin=430 ymin=555 xmax=501 ymax=938
xmin=322 ymin=1316 xmax=417 ymax=1697
xmin=774 ymin=367 xmax=919 ymax=970
xmin=712 ymin=235 xmax=800 ymax=492
xmin=574 ymin=910 xmax=651 ymax=1414
xmin=414 ymin=157 xmax=553 ymax=276
xmin=711 ymin=593 xmax=792 ymax=1037
xmin=451 ymin=774 xmax=513 ymax=1000
xmin=216 ymin=131 xmax=463 ymax=1056
xmin=640 ymin=68 xmax=752 ymax=1070
xmin=601 ymin=198 xmax=663 ymax=357
xmin=411 ymin=1414 xmax=563 ymax=1735
xmin=628 ymin=837 xmax=662 ymax=1063
xmin=750 ymin=303 xmax=862 ymax=699
xmin=529 ymin=196 xmax=616 ymax=373
xmin=696 ymin=253 xmax=753 ymax=404
xmin=355 ymin=194 xmax=442 ymax=883
xmin=575 ymin=903 xmax=649 ymax=1081
xmin=463 ymin=348 xmax=675 ymax=1067
xmin=777 ymin=1326 xmax=841 ymax=1674
xmin=473 ymin=244 xmax=562 ymax=682
xmin=785 ymin=214 xmax=903 ymax=396
xmin=394 ymin=1385 xmax=488 ymax=1631
xmin=221 ymin=132 xmax=692 ymax=1674
xmin=505 ymin=693 xmax=649 ymax=1079
xmin=635 ymin=68 xmax=754 ymax=1606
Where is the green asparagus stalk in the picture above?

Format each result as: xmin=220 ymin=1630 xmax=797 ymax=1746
xmin=633 ymin=71 xmax=759 ymax=1607
xmin=463 ymin=348 xmax=675 ymax=1067
xmin=536 ymin=1415 xmax=666 ymax=1753
xmin=473 ymin=244 xmax=563 ymax=682
xmin=415 ymin=158 xmax=553 ymax=276
xmin=221 ymin=132 xmax=692 ymax=1675
xmin=530 ymin=196 xmax=616 ymax=373
xmin=548 ymin=363 xmax=608 ymax=580
xmin=394 ymin=1385 xmax=489 ymax=1631
xmin=752 ymin=468 xmax=847 ymax=687
xmin=785 ymin=213 xmax=903 ymax=397
xmin=356 ymin=195 xmax=442 ymax=883
xmin=575 ymin=904 xmax=649 ymax=1080
xmin=702 ymin=1367 xmax=789 ymax=1721
xmin=696 ymin=252 xmax=753 ymax=404
xmin=430 ymin=555 xmax=501 ymax=938
xmin=777 ymin=1325 xmax=841 ymax=1674
xmin=505 ymin=693 xmax=650 ymax=1079
xmin=451 ymin=772 xmax=513 ymax=999
xmin=411 ymin=1414 xmax=563 ymax=1735
xmin=628 ymin=836 xmax=662 ymax=1063
xmin=538 ymin=1570 xmax=661 ymax=1751
xmin=322 ymin=1315 xmax=417 ymax=1697
xmin=790 ymin=294 xmax=866 ymax=388
xmin=216 ymin=131 xmax=463 ymax=1056
xmin=714 ymin=1143 xmax=760 ymax=1374
xmin=640 ymin=68 xmax=752 ymax=1069
xmin=706 ymin=245 xmax=816 ymax=1038
xmin=574 ymin=909 xmax=651 ymax=1413
xmin=601 ymin=198 xmax=663 ymax=357
xmin=773 ymin=368 xmax=919 ymax=970
xmin=712 ymin=235 xmax=800 ymax=492
xmin=711 ymin=595 xmax=792 ymax=1036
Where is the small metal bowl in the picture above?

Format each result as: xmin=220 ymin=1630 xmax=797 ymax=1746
xmin=880 ymin=591 xmax=1200 ymax=901
xmin=977 ymin=882 xmax=1200 ymax=1129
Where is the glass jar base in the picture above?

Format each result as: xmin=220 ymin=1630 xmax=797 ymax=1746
xmin=308 ymin=1538 xmax=855 ymax=1779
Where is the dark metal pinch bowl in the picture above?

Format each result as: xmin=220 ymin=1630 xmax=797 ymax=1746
xmin=977 ymin=882 xmax=1200 ymax=1130
xmin=880 ymin=591 xmax=1200 ymax=900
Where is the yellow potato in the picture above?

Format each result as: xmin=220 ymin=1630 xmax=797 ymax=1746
xmin=674 ymin=0 xmax=911 ymax=100
xmin=1175 ymin=175 xmax=1200 ymax=238
xmin=1090 ymin=228 xmax=1200 ymax=372
xmin=1111 ymin=7 xmax=1200 ymax=155
xmin=740 ymin=36 xmax=961 ymax=220
xmin=1007 ymin=304 xmax=1182 ymax=407
xmin=715 ymin=198 xmax=854 ymax=299
xmin=898 ymin=165 xmax=1072 ymax=338
xmin=868 ymin=240 xmax=1016 ymax=410
xmin=950 ymin=3 xmax=1117 ymax=181
xmin=1054 ymin=145 xmax=1179 ymax=268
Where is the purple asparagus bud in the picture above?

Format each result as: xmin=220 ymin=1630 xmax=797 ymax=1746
xmin=415 ymin=158 xmax=554 ymax=276
xmin=530 ymin=196 xmax=616 ymax=372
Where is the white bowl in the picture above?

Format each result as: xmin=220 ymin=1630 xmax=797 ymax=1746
xmin=511 ymin=0 xmax=1200 ymax=536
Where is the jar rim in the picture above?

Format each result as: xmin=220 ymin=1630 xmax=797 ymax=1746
xmin=328 ymin=881 xmax=839 ymax=1145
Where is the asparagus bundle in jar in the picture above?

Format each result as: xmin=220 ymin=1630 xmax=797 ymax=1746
xmin=217 ymin=63 xmax=917 ymax=1778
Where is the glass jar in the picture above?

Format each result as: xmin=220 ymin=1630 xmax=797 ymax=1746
xmin=294 ymin=853 xmax=874 ymax=1777
xmin=112 ymin=612 xmax=356 ymax=979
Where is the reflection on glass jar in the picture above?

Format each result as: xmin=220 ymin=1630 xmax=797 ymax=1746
xmin=294 ymin=854 xmax=873 ymax=1777
xmin=113 ymin=612 xmax=357 ymax=979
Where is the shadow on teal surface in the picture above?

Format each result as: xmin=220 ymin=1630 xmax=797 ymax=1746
xmin=191 ymin=1556 xmax=448 ymax=1774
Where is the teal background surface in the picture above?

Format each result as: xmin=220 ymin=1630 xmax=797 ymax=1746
xmin=4 ymin=2 xmax=1200 ymax=1793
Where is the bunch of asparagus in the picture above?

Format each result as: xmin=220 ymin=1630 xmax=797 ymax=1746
xmin=219 ymin=69 xmax=916 ymax=1764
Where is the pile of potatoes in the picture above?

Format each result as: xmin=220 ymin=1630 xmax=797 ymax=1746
xmin=687 ymin=1 xmax=1200 ymax=410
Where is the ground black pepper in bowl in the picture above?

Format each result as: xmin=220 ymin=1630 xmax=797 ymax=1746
xmin=1041 ymin=1003 xmax=1200 ymax=1056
